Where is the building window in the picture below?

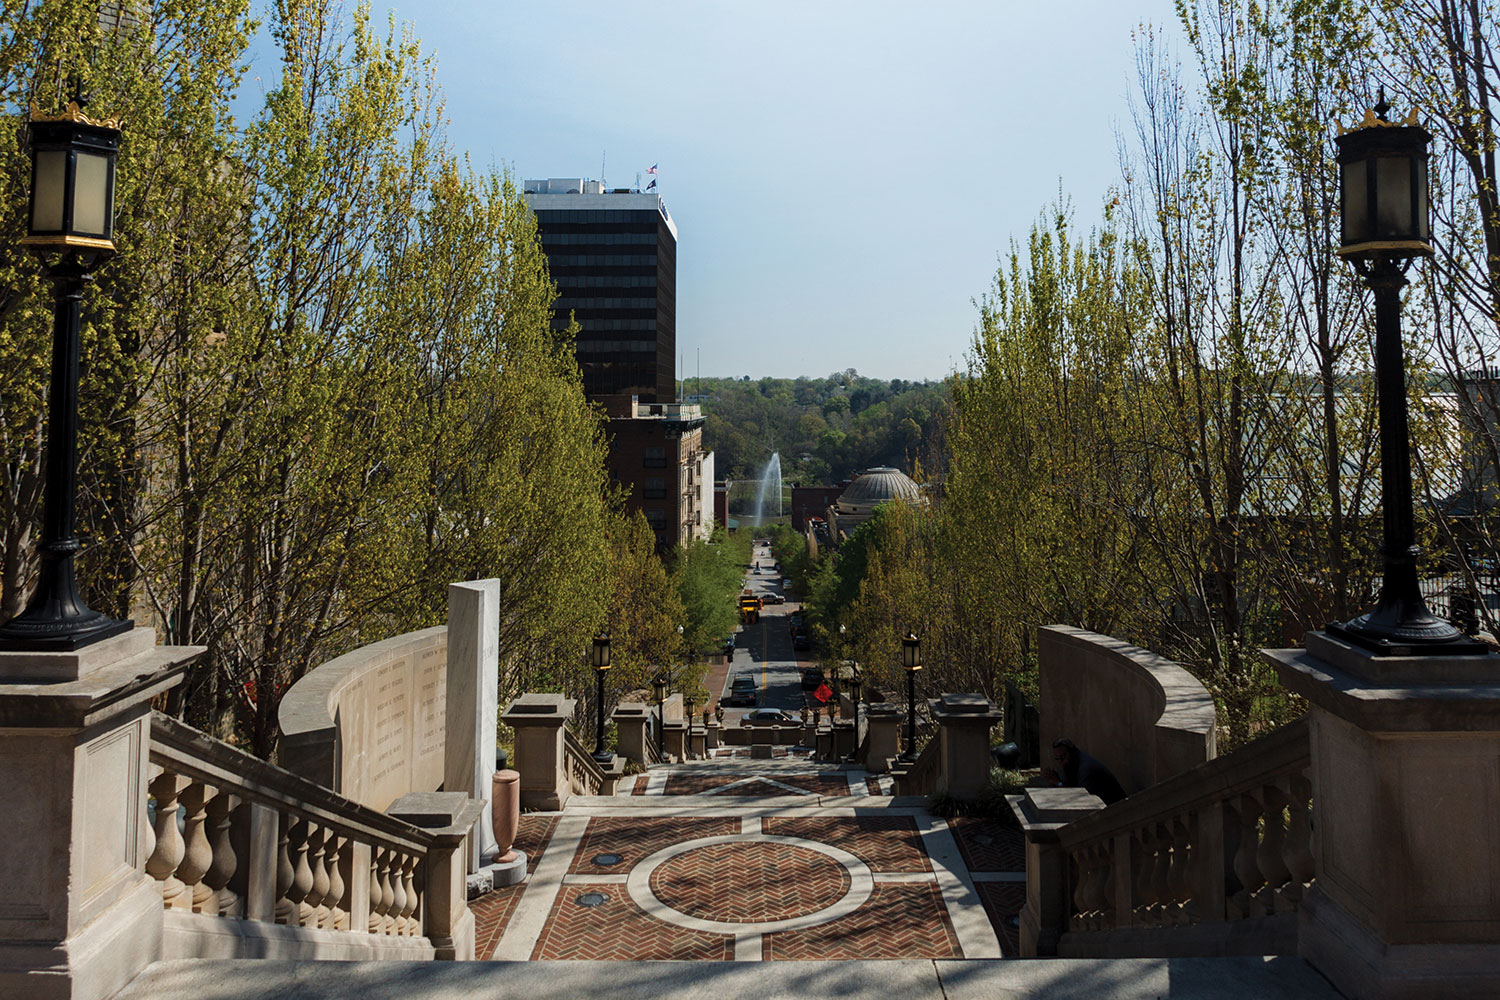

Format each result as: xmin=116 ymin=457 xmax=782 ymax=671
xmin=642 ymin=477 xmax=667 ymax=499
xmin=644 ymin=508 xmax=667 ymax=527
xmin=643 ymin=446 xmax=666 ymax=468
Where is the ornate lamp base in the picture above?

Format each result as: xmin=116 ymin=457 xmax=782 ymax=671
xmin=1326 ymin=606 xmax=1490 ymax=657
xmin=0 ymin=606 xmax=133 ymax=651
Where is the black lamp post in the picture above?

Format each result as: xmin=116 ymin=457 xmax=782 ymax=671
xmin=685 ymin=696 xmax=696 ymax=760
xmin=900 ymin=633 xmax=921 ymax=762
xmin=1328 ymin=96 xmax=1489 ymax=656
xmin=0 ymin=98 xmax=132 ymax=651
xmin=849 ymin=663 xmax=863 ymax=751
xmin=591 ymin=633 xmax=612 ymax=764
xmin=652 ymin=673 xmax=668 ymax=754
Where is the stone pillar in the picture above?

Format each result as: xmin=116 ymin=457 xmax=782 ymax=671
xmin=500 ymin=694 xmax=575 ymax=811
xmin=688 ymin=726 xmax=707 ymax=759
xmin=662 ymin=720 xmax=687 ymax=762
xmin=387 ymin=792 xmax=484 ymax=961
xmin=1267 ymin=632 xmax=1500 ymax=1000
xmin=865 ymin=703 xmax=901 ymax=774
xmin=612 ymin=704 xmax=651 ymax=766
xmin=930 ymin=693 xmax=1003 ymax=801
xmin=444 ymin=579 xmax=500 ymax=871
xmin=704 ymin=720 xmax=721 ymax=751
xmin=815 ymin=724 xmax=833 ymax=761
xmin=832 ymin=720 xmax=855 ymax=759
xmin=0 ymin=628 xmax=202 ymax=1000
xmin=1009 ymin=787 xmax=1104 ymax=956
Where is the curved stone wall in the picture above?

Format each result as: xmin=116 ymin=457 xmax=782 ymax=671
xmin=1038 ymin=625 xmax=1216 ymax=795
xmin=278 ymin=626 xmax=449 ymax=811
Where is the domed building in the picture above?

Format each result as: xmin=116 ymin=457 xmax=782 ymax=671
xmin=825 ymin=467 xmax=925 ymax=543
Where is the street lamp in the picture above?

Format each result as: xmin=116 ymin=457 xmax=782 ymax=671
xmin=1328 ymin=96 xmax=1488 ymax=655
xmin=685 ymin=696 xmax=696 ymax=760
xmin=591 ymin=633 xmax=612 ymax=764
xmin=0 ymin=97 xmax=132 ymax=651
xmin=848 ymin=663 xmax=863 ymax=752
xmin=652 ymin=673 xmax=668 ymax=755
xmin=900 ymin=633 xmax=921 ymax=762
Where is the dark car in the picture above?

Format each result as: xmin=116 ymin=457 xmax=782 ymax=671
xmin=800 ymin=667 xmax=825 ymax=691
xmin=792 ymin=629 xmax=811 ymax=651
xmin=726 ymin=676 xmax=757 ymax=707
xmin=742 ymin=708 xmax=798 ymax=725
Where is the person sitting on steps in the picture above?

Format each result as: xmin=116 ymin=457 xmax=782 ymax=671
xmin=1041 ymin=737 xmax=1126 ymax=805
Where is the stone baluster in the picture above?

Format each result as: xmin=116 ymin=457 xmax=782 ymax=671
xmin=273 ymin=811 xmax=296 ymax=924
xmin=325 ymin=835 xmax=347 ymax=930
xmin=1254 ymin=783 xmax=1290 ymax=913
xmin=1069 ymin=847 xmax=1091 ymax=930
xmin=399 ymin=853 xmax=421 ymax=935
xmin=1148 ymin=822 xmax=1172 ymax=925
xmin=1230 ymin=794 xmax=1263 ymax=919
xmin=203 ymin=792 xmax=240 ymax=917
xmin=146 ymin=771 xmax=190 ymax=909
xmin=1133 ymin=826 xmax=1158 ymax=923
xmin=278 ymin=817 xmax=313 ymax=924
xmin=1093 ymin=843 xmax=1114 ymax=930
xmin=377 ymin=847 xmax=398 ymax=934
xmin=386 ymin=849 xmax=409 ymax=935
xmin=1281 ymin=771 xmax=1315 ymax=909
xmin=301 ymin=823 xmax=328 ymax=928
xmin=176 ymin=781 xmax=216 ymax=913
xmin=1165 ymin=815 xmax=1193 ymax=925
xmin=368 ymin=847 xmax=388 ymax=934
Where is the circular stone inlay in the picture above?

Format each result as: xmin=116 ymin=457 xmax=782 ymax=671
xmin=649 ymin=842 xmax=851 ymax=924
xmin=574 ymin=891 xmax=610 ymax=908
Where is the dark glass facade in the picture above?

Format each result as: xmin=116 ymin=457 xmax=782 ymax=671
xmin=529 ymin=203 xmax=676 ymax=402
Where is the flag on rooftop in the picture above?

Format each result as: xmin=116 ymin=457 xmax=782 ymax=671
xmin=646 ymin=163 xmax=658 ymax=174
xmin=646 ymin=178 xmax=657 ymax=190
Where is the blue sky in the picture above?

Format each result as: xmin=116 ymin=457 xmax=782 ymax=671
xmin=251 ymin=1 xmax=1184 ymax=381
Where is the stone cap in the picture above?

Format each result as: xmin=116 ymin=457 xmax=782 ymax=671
xmin=1008 ymin=787 xmax=1104 ymax=838
xmin=865 ymin=703 xmax=902 ymax=720
xmin=0 ymin=637 xmax=201 ymax=727
xmin=930 ymin=692 xmax=1002 ymax=723
xmin=502 ymin=693 xmax=576 ymax=725
xmin=1266 ymin=645 xmax=1500 ymax=732
xmin=1304 ymin=629 xmax=1500 ymax=685
xmin=387 ymin=791 xmax=485 ymax=845
xmin=611 ymin=703 xmax=651 ymax=721
xmin=0 ymin=626 xmax=157 ymax=683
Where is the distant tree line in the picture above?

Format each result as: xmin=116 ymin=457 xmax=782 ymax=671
xmin=695 ymin=372 xmax=950 ymax=487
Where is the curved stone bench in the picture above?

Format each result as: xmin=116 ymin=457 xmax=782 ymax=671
xmin=1038 ymin=625 xmax=1217 ymax=794
xmin=279 ymin=626 xmax=449 ymax=811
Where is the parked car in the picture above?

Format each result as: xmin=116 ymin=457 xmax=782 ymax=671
xmin=760 ymin=592 xmax=785 ymax=605
xmin=792 ymin=629 xmax=811 ymax=651
xmin=800 ymin=667 xmax=825 ymax=691
xmin=726 ymin=676 xmax=757 ymax=707
xmin=742 ymin=708 xmax=798 ymax=725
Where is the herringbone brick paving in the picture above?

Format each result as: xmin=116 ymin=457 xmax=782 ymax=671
xmin=948 ymin=816 xmax=1026 ymax=872
xmin=568 ymin=816 xmax=738 ymax=874
xmin=662 ymin=772 xmax=852 ymax=795
xmin=761 ymin=883 xmax=963 ymax=960
xmin=472 ymin=883 xmax=524 ymax=960
xmin=650 ymin=841 xmax=851 ymax=923
xmin=762 ymin=814 xmax=931 ymax=872
xmin=531 ymin=888 xmax=733 ymax=961
xmin=515 ymin=814 xmax=556 ymax=874
xmin=976 ymin=881 xmax=1024 ymax=956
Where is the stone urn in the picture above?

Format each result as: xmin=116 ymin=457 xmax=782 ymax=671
xmin=491 ymin=768 xmax=521 ymax=864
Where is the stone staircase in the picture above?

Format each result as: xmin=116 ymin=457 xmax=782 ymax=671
xmin=111 ymin=748 xmax=1340 ymax=999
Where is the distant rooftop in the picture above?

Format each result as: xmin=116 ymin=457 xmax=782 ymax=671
xmin=522 ymin=178 xmax=676 ymax=239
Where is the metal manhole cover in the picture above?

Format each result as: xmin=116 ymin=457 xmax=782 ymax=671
xmin=575 ymin=891 xmax=610 ymax=908
xmin=592 ymin=852 xmax=624 ymax=867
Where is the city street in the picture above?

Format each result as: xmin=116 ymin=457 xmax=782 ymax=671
xmin=718 ymin=537 xmax=808 ymax=722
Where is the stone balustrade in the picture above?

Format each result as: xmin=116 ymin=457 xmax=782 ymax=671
xmin=1012 ymin=716 xmax=1312 ymax=958
xmin=561 ymin=724 xmax=623 ymax=796
xmin=146 ymin=712 xmax=478 ymax=960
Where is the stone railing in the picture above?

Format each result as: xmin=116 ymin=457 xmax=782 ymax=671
xmin=146 ymin=712 xmax=478 ymax=961
xmin=891 ymin=734 xmax=940 ymax=796
xmin=561 ymin=726 xmax=606 ymax=796
xmin=1013 ymin=716 xmax=1312 ymax=958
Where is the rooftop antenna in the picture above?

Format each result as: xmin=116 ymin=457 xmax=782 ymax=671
xmin=635 ymin=171 xmax=641 ymax=192
xmin=601 ymin=149 xmax=606 ymax=188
